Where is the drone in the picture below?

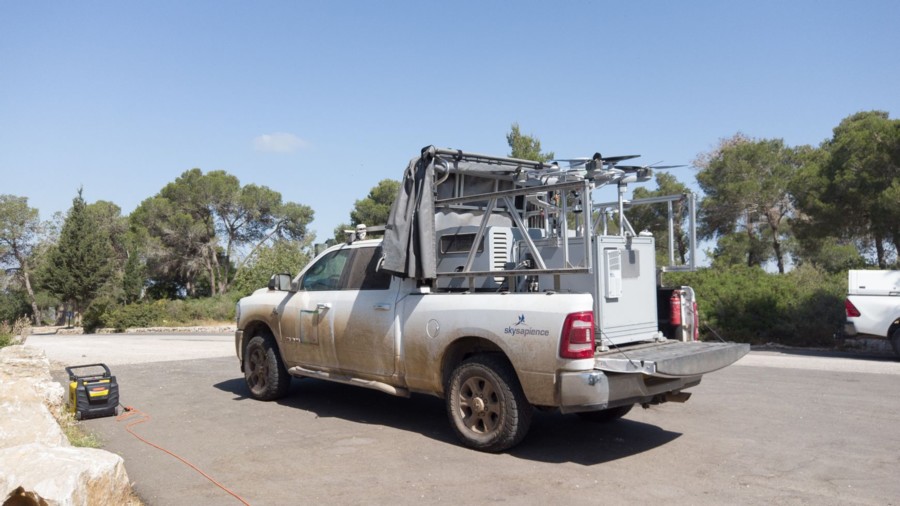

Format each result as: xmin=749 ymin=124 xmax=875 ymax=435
xmin=538 ymin=152 xmax=685 ymax=185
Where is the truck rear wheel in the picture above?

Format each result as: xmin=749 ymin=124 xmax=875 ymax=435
xmin=245 ymin=333 xmax=290 ymax=401
xmin=576 ymin=404 xmax=633 ymax=423
xmin=446 ymin=354 xmax=532 ymax=452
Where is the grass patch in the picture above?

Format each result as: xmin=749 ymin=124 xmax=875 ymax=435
xmin=57 ymin=412 xmax=103 ymax=448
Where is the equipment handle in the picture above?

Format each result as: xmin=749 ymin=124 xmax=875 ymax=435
xmin=65 ymin=363 xmax=112 ymax=380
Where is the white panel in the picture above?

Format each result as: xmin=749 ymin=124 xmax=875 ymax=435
xmin=605 ymin=249 xmax=622 ymax=299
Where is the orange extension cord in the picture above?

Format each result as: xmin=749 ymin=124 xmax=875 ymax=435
xmin=116 ymin=406 xmax=252 ymax=506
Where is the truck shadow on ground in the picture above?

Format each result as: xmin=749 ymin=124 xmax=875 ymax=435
xmin=214 ymin=376 xmax=681 ymax=466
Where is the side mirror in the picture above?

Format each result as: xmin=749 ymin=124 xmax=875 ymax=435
xmin=268 ymin=273 xmax=293 ymax=291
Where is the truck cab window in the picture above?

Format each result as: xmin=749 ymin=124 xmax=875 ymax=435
xmin=300 ymin=249 xmax=352 ymax=291
xmin=346 ymin=246 xmax=392 ymax=290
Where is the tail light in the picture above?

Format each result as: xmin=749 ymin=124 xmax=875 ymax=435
xmin=845 ymin=299 xmax=861 ymax=318
xmin=692 ymin=301 xmax=700 ymax=341
xmin=560 ymin=311 xmax=595 ymax=359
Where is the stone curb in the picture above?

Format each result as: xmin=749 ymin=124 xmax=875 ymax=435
xmin=0 ymin=345 xmax=136 ymax=505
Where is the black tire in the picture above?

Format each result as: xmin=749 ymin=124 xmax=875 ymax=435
xmin=446 ymin=354 xmax=532 ymax=452
xmin=576 ymin=404 xmax=633 ymax=423
xmin=891 ymin=328 xmax=900 ymax=359
xmin=244 ymin=333 xmax=291 ymax=401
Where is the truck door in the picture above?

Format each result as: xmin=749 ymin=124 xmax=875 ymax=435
xmin=332 ymin=245 xmax=398 ymax=377
xmin=279 ymin=248 xmax=353 ymax=368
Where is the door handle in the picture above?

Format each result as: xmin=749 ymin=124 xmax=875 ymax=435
xmin=373 ymin=303 xmax=391 ymax=311
xmin=316 ymin=302 xmax=331 ymax=311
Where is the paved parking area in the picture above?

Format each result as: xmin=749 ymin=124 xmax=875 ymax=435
xmin=29 ymin=334 xmax=900 ymax=505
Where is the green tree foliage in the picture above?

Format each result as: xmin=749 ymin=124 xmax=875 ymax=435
xmin=629 ymin=173 xmax=692 ymax=266
xmin=42 ymin=189 xmax=116 ymax=317
xmin=793 ymin=111 xmax=900 ymax=268
xmin=0 ymin=272 xmax=31 ymax=324
xmin=507 ymin=123 xmax=554 ymax=162
xmin=695 ymin=134 xmax=803 ymax=273
xmin=231 ymin=238 xmax=313 ymax=296
xmin=131 ymin=169 xmax=314 ymax=296
xmin=332 ymin=179 xmax=400 ymax=244
xmin=350 ymin=179 xmax=400 ymax=226
xmin=0 ymin=195 xmax=42 ymax=323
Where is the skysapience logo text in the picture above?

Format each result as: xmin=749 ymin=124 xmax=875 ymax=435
xmin=504 ymin=314 xmax=550 ymax=337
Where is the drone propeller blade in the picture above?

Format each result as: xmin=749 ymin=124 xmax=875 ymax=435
xmin=615 ymin=164 xmax=686 ymax=171
xmin=602 ymin=155 xmax=640 ymax=163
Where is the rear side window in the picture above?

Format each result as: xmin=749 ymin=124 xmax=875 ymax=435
xmin=346 ymin=246 xmax=392 ymax=290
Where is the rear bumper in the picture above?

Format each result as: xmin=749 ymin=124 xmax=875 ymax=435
xmin=558 ymin=370 xmax=701 ymax=413
xmin=558 ymin=340 xmax=748 ymax=413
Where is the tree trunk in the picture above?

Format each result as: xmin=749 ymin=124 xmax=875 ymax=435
xmin=205 ymin=249 xmax=217 ymax=297
xmin=16 ymin=256 xmax=40 ymax=325
xmin=23 ymin=272 xmax=40 ymax=325
xmin=772 ymin=234 xmax=785 ymax=274
xmin=746 ymin=213 xmax=756 ymax=268
xmin=891 ymin=230 xmax=900 ymax=267
xmin=768 ymin=217 xmax=785 ymax=274
xmin=874 ymin=231 xmax=886 ymax=269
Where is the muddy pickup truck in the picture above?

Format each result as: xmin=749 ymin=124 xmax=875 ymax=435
xmin=235 ymin=146 xmax=749 ymax=452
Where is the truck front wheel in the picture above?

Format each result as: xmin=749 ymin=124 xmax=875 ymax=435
xmin=446 ymin=355 xmax=532 ymax=452
xmin=244 ymin=333 xmax=290 ymax=401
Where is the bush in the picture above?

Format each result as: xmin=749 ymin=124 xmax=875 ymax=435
xmin=0 ymin=290 xmax=31 ymax=324
xmin=664 ymin=264 xmax=845 ymax=347
xmin=82 ymin=294 xmax=239 ymax=332
xmin=0 ymin=317 xmax=31 ymax=348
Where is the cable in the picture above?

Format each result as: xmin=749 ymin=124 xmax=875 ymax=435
xmin=116 ymin=405 xmax=252 ymax=506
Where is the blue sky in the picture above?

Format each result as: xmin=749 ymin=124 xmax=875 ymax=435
xmin=1 ymin=1 xmax=898 ymax=243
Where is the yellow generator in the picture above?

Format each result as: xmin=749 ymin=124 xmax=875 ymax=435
xmin=66 ymin=364 xmax=119 ymax=420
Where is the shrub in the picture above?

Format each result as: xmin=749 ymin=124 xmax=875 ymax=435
xmin=82 ymin=294 xmax=239 ymax=332
xmin=0 ymin=317 xmax=31 ymax=347
xmin=664 ymin=265 xmax=845 ymax=347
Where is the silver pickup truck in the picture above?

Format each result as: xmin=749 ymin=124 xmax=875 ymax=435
xmin=235 ymin=147 xmax=749 ymax=452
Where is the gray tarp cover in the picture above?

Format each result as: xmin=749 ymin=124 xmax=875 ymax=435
xmin=381 ymin=146 xmax=437 ymax=279
xmin=381 ymin=146 xmax=544 ymax=280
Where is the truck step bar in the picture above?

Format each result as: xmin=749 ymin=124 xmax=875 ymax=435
xmin=288 ymin=366 xmax=411 ymax=397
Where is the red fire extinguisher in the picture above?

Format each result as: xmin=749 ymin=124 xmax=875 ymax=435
xmin=669 ymin=290 xmax=682 ymax=326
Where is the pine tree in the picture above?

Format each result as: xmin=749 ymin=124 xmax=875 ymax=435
xmin=43 ymin=189 xmax=115 ymax=317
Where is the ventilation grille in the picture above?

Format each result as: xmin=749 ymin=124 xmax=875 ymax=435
xmin=491 ymin=230 xmax=510 ymax=283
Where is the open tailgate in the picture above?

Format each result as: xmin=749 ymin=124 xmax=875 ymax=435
xmin=596 ymin=340 xmax=750 ymax=378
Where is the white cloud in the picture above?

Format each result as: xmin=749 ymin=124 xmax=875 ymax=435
xmin=252 ymin=132 xmax=309 ymax=153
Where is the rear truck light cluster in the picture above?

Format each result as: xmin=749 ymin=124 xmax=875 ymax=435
xmin=845 ymin=299 xmax=861 ymax=318
xmin=560 ymin=311 xmax=595 ymax=359
xmin=692 ymin=301 xmax=700 ymax=341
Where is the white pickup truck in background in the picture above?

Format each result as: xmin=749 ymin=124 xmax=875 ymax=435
xmin=844 ymin=270 xmax=900 ymax=358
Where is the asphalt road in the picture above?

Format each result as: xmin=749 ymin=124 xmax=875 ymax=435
xmin=30 ymin=333 xmax=900 ymax=506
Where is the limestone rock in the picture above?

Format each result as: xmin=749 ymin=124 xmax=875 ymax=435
xmin=0 ymin=443 xmax=132 ymax=506
xmin=0 ymin=346 xmax=66 ymax=417
xmin=0 ymin=379 xmax=69 ymax=450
